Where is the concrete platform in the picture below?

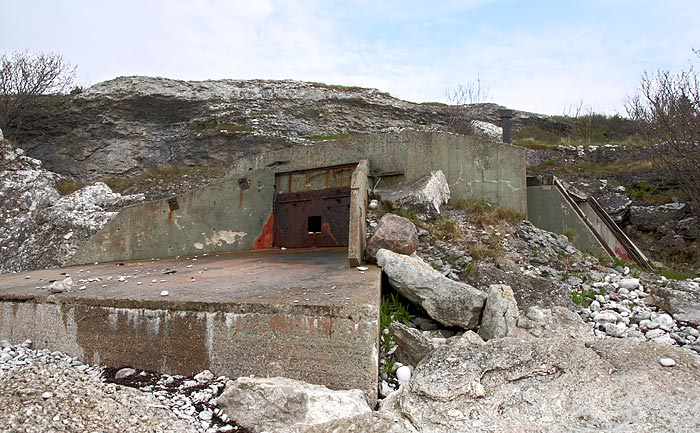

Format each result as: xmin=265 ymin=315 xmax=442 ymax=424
xmin=0 ymin=248 xmax=380 ymax=402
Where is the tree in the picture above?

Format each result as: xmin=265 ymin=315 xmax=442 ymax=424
xmin=626 ymin=50 xmax=700 ymax=214
xmin=0 ymin=51 xmax=76 ymax=136
xmin=445 ymin=78 xmax=489 ymax=134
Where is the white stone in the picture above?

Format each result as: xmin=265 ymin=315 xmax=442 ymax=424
xmin=618 ymin=278 xmax=640 ymax=290
xmin=194 ymin=369 xmax=214 ymax=382
xmin=160 ymin=290 xmax=169 ymax=297
xmin=593 ymin=310 xmax=621 ymax=324
xmin=41 ymin=391 xmax=53 ymax=399
xmin=396 ymin=365 xmax=412 ymax=384
xmin=368 ymin=199 xmax=379 ymax=210
xmin=660 ymin=358 xmax=677 ymax=367
xmin=115 ymin=367 xmax=136 ymax=379
xmin=645 ymin=329 xmax=666 ymax=339
xmin=217 ymin=377 xmax=373 ymax=433
xmin=651 ymin=314 xmax=674 ymax=329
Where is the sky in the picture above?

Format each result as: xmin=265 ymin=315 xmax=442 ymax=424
xmin=2 ymin=0 xmax=699 ymax=115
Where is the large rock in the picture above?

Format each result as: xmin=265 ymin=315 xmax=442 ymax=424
xmin=365 ymin=213 xmax=419 ymax=262
xmin=651 ymin=280 xmax=700 ymax=326
xmin=378 ymin=170 xmax=450 ymax=220
xmin=216 ymin=377 xmax=385 ymax=433
xmin=386 ymin=335 xmax=700 ymax=432
xmin=515 ymin=305 xmax=592 ymax=339
xmin=388 ymin=321 xmax=434 ymax=366
xmin=629 ymin=202 xmax=688 ymax=232
xmin=376 ymin=249 xmax=487 ymax=328
xmin=676 ymin=217 xmax=700 ymax=240
xmin=478 ymin=284 xmax=519 ymax=340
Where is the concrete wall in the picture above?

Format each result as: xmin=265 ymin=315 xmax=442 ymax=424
xmin=1 ymin=296 xmax=379 ymax=403
xmin=348 ymin=160 xmax=369 ymax=266
xmin=73 ymin=131 xmax=526 ymax=265
xmin=527 ymin=183 xmax=608 ymax=257
xmin=72 ymin=169 xmax=276 ymax=264
xmin=227 ymin=131 xmax=527 ymax=214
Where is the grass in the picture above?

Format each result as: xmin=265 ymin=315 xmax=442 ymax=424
xmin=305 ymin=134 xmax=353 ymax=141
xmin=308 ymin=81 xmax=391 ymax=97
xmin=659 ymin=268 xmax=696 ymax=280
xmin=452 ymin=198 xmax=525 ymax=226
xmin=468 ymin=235 xmax=504 ymax=261
xmin=425 ymin=215 xmax=462 ymax=241
xmin=379 ymin=291 xmax=416 ymax=373
xmin=512 ymin=113 xmax=646 ymax=149
xmin=56 ymin=179 xmax=86 ymax=196
xmin=102 ymin=165 xmax=226 ymax=195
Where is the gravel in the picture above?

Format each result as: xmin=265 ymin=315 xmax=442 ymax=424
xmin=0 ymin=339 xmax=251 ymax=433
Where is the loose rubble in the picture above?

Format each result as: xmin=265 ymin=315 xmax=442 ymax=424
xmin=0 ymin=339 xmax=250 ymax=433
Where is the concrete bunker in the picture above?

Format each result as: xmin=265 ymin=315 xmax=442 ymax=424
xmin=1 ymin=131 xmax=529 ymax=404
xmin=71 ymin=131 xmax=528 ymax=266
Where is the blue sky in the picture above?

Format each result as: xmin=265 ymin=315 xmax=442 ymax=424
xmin=2 ymin=0 xmax=699 ymax=115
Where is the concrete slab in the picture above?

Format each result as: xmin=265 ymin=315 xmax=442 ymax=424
xmin=0 ymin=248 xmax=380 ymax=402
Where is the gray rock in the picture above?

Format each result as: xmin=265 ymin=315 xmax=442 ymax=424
xmin=389 ymin=336 xmax=700 ymax=432
xmin=651 ymin=280 xmax=700 ymax=326
xmin=677 ymin=217 xmax=700 ymax=240
xmin=377 ymin=170 xmax=450 ymax=220
xmin=376 ymin=249 xmax=487 ymax=328
xmin=216 ymin=376 xmax=375 ymax=433
xmin=629 ymin=202 xmax=688 ymax=232
xmin=515 ymin=306 xmax=592 ymax=340
xmin=365 ymin=213 xmax=419 ymax=262
xmin=114 ymin=367 xmax=136 ymax=380
xmin=388 ymin=322 xmax=433 ymax=367
xmin=478 ymin=285 xmax=519 ymax=340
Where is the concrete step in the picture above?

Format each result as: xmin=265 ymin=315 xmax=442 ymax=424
xmin=0 ymin=248 xmax=380 ymax=403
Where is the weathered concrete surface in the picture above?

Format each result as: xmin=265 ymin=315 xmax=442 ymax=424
xmin=71 ymin=168 xmax=276 ymax=264
xmin=0 ymin=248 xmax=380 ymax=403
xmin=527 ymin=179 xmax=608 ymax=257
xmin=228 ymin=131 xmax=527 ymax=214
xmin=349 ymin=160 xmax=369 ymax=267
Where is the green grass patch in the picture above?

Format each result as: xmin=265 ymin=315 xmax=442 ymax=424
xmin=305 ymin=134 xmax=353 ymax=141
xmin=452 ymin=198 xmax=524 ymax=226
xmin=102 ymin=165 xmax=226 ymax=195
xmin=659 ymin=268 xmax=696 ymax=281
xmin=56 ymin=179 xmax=86 ymax=196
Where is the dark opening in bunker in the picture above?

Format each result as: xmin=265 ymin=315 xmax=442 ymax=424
xmin=307 ymin=216 xmax=322 ymax=234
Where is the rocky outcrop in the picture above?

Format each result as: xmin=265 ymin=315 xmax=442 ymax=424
xmin=651 ymin=279 xmax=700 ymax=326
xmin=0 ymin=136 xmax=143 ymax=273
xmin=365 ymin=213 xmax=419 ymax=262
xmin=381 ymin=335 xmax=700 ymax=432
xmin=377 ymin=170 xmax=450 ymax=220
xmin=376 ymin=248 xmax=487 ymax=328
xmin=8 ymin=77 xmax=559 ymax=181
xmin=630 ymin=202 xmax=688 ymax=232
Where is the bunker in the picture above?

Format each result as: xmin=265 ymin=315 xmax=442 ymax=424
xmin=0 ymin=130 xmax=545 ymax=404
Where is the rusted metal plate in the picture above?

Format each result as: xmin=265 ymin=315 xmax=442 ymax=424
xmin=275 ymin=164 xmax=356 ymax=194
xmin=274 ymin=187 xmax=351 ymax=248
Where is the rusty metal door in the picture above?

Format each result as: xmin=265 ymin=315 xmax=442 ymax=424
xmin=274 ymin=187 xmax=351 ymax=248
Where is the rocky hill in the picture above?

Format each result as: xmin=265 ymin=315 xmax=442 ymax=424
xmin=9 ymin=76 xmax=557 ymax=180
